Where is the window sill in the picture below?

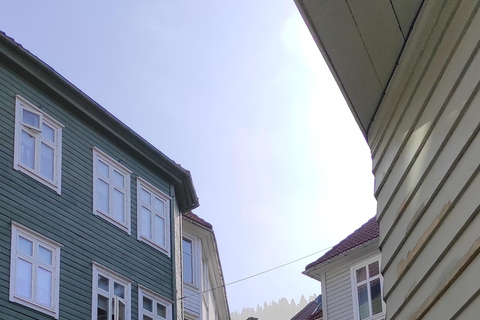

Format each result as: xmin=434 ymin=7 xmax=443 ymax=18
xmin=94 ymin=210 xmax=131 ymax=234
xmin=15 ymin=163 xmax=61 ymax=194
xmin=138 ymin=236 xmax=170 ymax=257
xmin=360 ymin=313 xmax=385 ymax=320
xmin=183 ymin=282 xmax=199 ymax=291
xmin=11 ymin=295 xmax=59 ymax=319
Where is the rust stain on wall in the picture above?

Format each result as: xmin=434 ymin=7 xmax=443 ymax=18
xmin=406 ymin=201 xmax=426 ymax=233
xmin=408 ymin=236 xmax=480 ymax=320
xmin=397 ymin=201 xmax=451 ymax=277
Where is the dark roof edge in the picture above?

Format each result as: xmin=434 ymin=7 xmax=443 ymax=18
xmin=183 ymin=211 xmax=213 ymax=230
xmin=305 ymin=217 xmax=379 ymax=271
xmin=0 ymin=31 xmax=199 ymax=212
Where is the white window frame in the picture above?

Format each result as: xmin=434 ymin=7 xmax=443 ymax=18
xmin=137 ymin=177 xmax=171 ymax=256
xmin=350 ymin=255 xmax=385 ymax=320
xmin=13 ymin=95 xmax=64 ymax=194
xmin=138 ymin=285 xmax=172 ymax=320
xmin=9 ymin=222 xmax=61 ymax=319
xmin=92 ymin=147 xmax=132 ymax=233
xmin=91 ymin=263 xmax=131 ymax=320
xmin=182 ymin=235 xmax=200 ymax=288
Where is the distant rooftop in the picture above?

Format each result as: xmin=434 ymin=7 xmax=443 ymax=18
xmin=306 ymin=217 xmax=379 ymax=270
xmin=184 ymin=211 xmax=213 ymax=230
xmin=291 ymin=295 xmax=323 ymax=320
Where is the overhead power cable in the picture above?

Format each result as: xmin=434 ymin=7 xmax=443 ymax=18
xmin=177 ymin=245 xmax=333 ymax=300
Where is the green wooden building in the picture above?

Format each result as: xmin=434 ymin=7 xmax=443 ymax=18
xmin=0 ymin=31 xmax=199 ymax=320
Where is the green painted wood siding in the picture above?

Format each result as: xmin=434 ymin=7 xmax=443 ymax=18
xmin=0 ymin=59 xmax=177 ymax=319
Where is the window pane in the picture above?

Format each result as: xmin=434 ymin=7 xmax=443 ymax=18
xmin=37 ymin=267 xmax=52 ymax=306
xmin=183 ymin=253 xmax=193 ymax=283
xmin=356 ymin=266 xmax=366 ymax=283
xmin=38 ymin=246 xmax=53 ymax=265
xmin=18 ymin=236 xmax=33 ymax=256
xmin=113 ymin=189 xmax=125 ymax=223
xmin=97 ymin=160 xmax=109 ymax=177
xmin=114 ymin=282 xmax=125 ymax=298
xmin=98 ymin=275 xmax=109 ymax=291
xmin=41 ymin=123 xmax=55 ymax=142
xmin=369 ymin=261 xmax=379 ymax=277
xmin=21 ymin=130 xmax=35 ymax=169
xmin=22 ymin=109 xmax=40 ymax=128
xmin=154 ymin=198 xmax=164 ymax=214
xmin=370 ymin=278 xmax=383 ymax=315
xmin=143 ymin=296 xmax=153 ymax=312
xmin=143 ymin=316 xmax=153 ymax=320
xmin=183 ymin=239 xmax=193 ymax=283
xmin=97 ymin=295 xmax=109 ymax=320
xmin=357 ymin=284 xmax=370 ymax=319
xmin=40 ymin=143 xmax=54 ymax=180
xmin=16 ymin=258 xmax=32 ymax=298
xmin=141 ymin=188 xmax=151 ymax=205
xmin=97 ymin=179 xmax=110 ymax=213
xmin=157 ymin=303 xmax=167 ymax=318
xmin=113 ymin=170 xmax=124 ymax=187
xmin=154 ymin=215 xmax=165 ymax=247
xmin=183 ymin=239 xmax=192 ymax=255
xmin=142 ymin=207 xmax=152 ymax=239
xmin=118 ymin=300 xmax=126 ymax=320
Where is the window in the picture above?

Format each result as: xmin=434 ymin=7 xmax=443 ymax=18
xmin=138 ymin=286 xmax=172 ymax=320
xmin=182 ymin=237 xmax=194 ymax=285
xmin=14 ymin=95 xmax=64 ymax=194
xmin=351 ymin=256 xmax=384 ymax=320
xmin=92 ymin=263 xmax=131 ymax=320
xmin=93 ymin=147 xmax=131 ymax=233
xmin=9 ymin=222 xmax=61 ymax=319
xmin=137 ymin=177 xmax=171 ymax=255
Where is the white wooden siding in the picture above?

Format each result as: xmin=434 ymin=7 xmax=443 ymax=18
xmin=184 ymin=285 xmax=201 ymax=317
xmin=323 ymin=252 xmax=380 ymax=320
xmin=367 ymin=0 xmax=480 ymax=319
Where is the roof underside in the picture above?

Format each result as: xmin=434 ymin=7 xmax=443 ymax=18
xmin=295 ymin=0 xmax=424 ymax=138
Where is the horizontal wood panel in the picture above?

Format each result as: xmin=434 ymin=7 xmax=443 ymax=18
xmin=184 ymin=285 xmax=201 ymax=315
xmin=373 ymin=0 xmax=464 ymax=196
xmin=370 ymin=1 xmax=480 ymax=319
xmin=380 ymin=74 xmax=480 ymax=272
xmin=388 ymin=214 xmax=480 ymax=319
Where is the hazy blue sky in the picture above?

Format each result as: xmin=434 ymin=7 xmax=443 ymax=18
xmin=0 ymin=0 xmax=376 ymax=312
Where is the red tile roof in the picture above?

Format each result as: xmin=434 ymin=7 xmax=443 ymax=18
xmin=305 ymin=217 xmax=379 ymax=270
xmin=184 ymin=211 xmax=213 ymax=230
